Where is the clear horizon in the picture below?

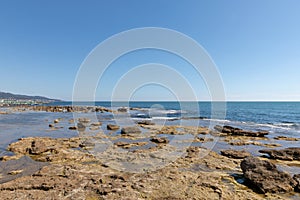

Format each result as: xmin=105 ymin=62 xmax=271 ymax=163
xmin=1 ymin=1 xmax=300 ymax=101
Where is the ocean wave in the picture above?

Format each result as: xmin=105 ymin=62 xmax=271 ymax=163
xmin=280 ymin=121 xmax=295 ymax=124
xmin=131 ymin=117 xmax=178 ymax=121
xmin=202 ymin=118 xmax=230 ymax=123
xmin=152 ymin=116 xmax=179 ymax=120
xmin=148 ymin=109 xmax=183 ymax=115
xmin=205 ymin=118 xmax=300 ymax=131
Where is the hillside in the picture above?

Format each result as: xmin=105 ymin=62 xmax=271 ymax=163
xmin=0 ymin=91 xmax=60 ymax=101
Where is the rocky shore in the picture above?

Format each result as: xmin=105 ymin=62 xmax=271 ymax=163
xmin=11 ymin=105 xmax=113 ymax=113
xmin=0 ymin=107 xmax=300 ymax=199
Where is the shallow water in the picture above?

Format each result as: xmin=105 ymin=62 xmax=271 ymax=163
xmin=0 ymin=103 xmax=300 ymax=174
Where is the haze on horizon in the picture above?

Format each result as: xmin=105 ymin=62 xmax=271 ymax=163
xmin=0 ymin=1 xmax=300 ymax=101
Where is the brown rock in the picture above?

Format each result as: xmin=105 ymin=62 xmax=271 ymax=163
xmin=107 ymin=124 xmax=120 ymax=130
xmin=26 ymin=140 xmax=48 ymax=155
xmin=195 ymin=137 xmax=214 ymax=143
xmin=274 ymin=136 xmax=299 ymax=141
xmin=259 ymin=147 xmax=300 ymax=161
xmin=0 ymin=135 xmax=273 ymax=199
xmin=150 ymin=137 xmax=169 ymax=144
xmin=240 ymin=156 xmax=297 ymax=193
xmin=221 ymin=150 xmax=251 ymax=159
xmin=114 ymin=141 xmax=147 ymax=149
xmin=214 ymin=125 xmax=268 ymax=137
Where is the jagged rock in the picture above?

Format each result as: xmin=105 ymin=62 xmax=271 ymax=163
xmin=53 ymin=119 xmax=60 ymax=123
xmin=214 ymin=125 xmax=268 ymax=137
xmin=259 ymin=147 xmax=300 ymax=161
xmin=121 ymin=127 xmax=141 ymax=135
xmin=150 ymin=137 xmax=169 ymax=144
xmin=294 ymin=174 xmax=300 ymax=192
xmin=221 ymin=150 xmax=251 ymax=159
xmin=107 ymin=124 xmax=120 ymax=130
xmin=240 ymin=156 xmax=297 ymax=193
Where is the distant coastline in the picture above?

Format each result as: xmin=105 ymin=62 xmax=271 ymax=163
xmin=0 ymin=91 xmax=61 ymax=106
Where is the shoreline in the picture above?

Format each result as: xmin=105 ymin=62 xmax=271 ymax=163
xmin=0 ymin=105 xmax=299 ymax=199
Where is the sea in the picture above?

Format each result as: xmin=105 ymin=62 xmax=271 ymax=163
xmin=0 ymin=101 xmax=300 ymax=158
xmin=58 ymin=101 xmax=300 ymax=133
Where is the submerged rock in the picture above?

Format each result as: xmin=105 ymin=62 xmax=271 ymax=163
xmin=89 ymin=126 xmax=99 ymax=131
xmin=0 ymin=156 xmax=47 ymax=184
xmin=121 ymin=127 xmax=141 ymax=135
xmin=91 ymin=122 xmax=102 ymax=126
xmin=221 ymin=150 xmax=251 ymax=159
xmin=78 ymin=118 xmax=91 ymax=123
xmin=259 ymin=147 xmax=300 ymax=161
xmin=240 ymin=156 xmax=297 ymax=193
xmin=77 ymin=122 xmax=86 ymax=131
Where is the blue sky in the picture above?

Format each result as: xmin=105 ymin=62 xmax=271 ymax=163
xmin=0 ymin=0 xmax=300 ymax=101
